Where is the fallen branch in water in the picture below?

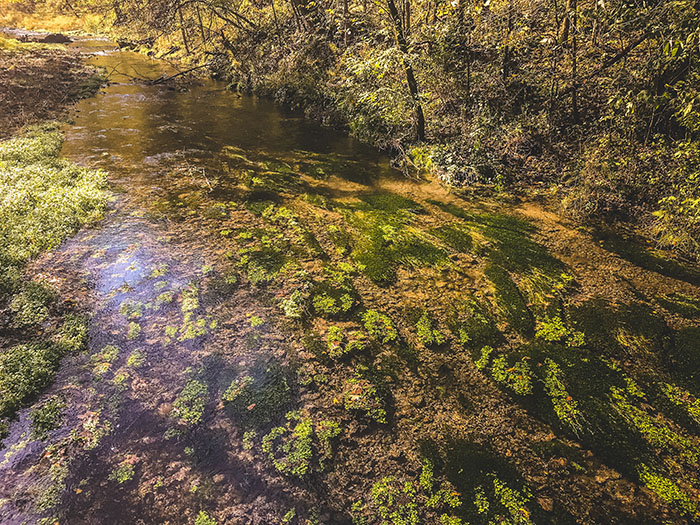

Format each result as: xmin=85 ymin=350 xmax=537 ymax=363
xmin=148 ymin=63 xmax=211 ymax=84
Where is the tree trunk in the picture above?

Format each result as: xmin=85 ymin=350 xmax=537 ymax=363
xmin=343 ymin=0 xmax=349 ymax=46
xmin=386 ymin=0 xmax=425 ymax=141
xmin=571 ymin=0 xmax=579 ymax=122
xmin=179 ymin=5 xmax=190 ymax=54
xmin=502 ymin=0 xmax=513 ymax=82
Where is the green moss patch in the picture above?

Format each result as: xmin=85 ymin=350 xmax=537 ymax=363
xmin=0 ymin=123 xmax=107 ymax=298
xmin=0 ymin=342 xmax=64 ymax=419
xmin=29 ymin=395 xmax=65 ymax=440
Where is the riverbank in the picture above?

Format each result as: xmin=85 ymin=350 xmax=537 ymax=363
xmin=0 ymin=32 xmax=109 ymax=445
xmin=0 ymin=32 xmax=105 ymax=139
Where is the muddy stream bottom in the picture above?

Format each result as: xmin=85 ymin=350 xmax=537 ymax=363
xmin=1 ymin=38 xmax=700 ymax=525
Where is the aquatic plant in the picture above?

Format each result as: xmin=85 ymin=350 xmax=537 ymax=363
xmin=490 ymin=356 xmax=534 ymax=396
xmin=367 ymin=460 xmax=462 ymax=525
xmin=109 ymin=460 xmax=135 ymax=484
xmin=92 ymin=344 xmax=119 ymax=376
xmin=126 ymin=349 xmax=146 ymax=368
xmin=172 ymin=379 xmax=208 ymax=426
xmin=325 ymin=325 xmax=367 ymax=358
xmin=0 ymin=123 xmax=107 ymax=299
xmin=535 ymin=316 xmax=585 ymax=348
xmin=484 ymin=265 xmax=534 ymax=337
xmin=317 ymin=420 xmax=341 ymax=469
xmin=429 ymin=224 xmax=473 ymax=253
xmin=543 ymin=359 xmax=582 ymax=435
xmin=327 ymin=224 xmax=353 ymax=255
xmin=35 ymin=459 xmax=70 ymax=512
xmin=415 ymin=311 xmax=446 ymax=347
xmin=280 ymin=289 xmax=307 ymax=319
xmin=362 ymin=309 xmax=398 ymax=344
xmin=610 ymin=386 xmax=700 ymax=462
xmin=473 ymin=347 xmax=493 ymax=373
xmin=0 ymin=342 xmax=62 ymax=419
xmin=248 ymin=315 xmax=264 ymax=327
xmin=237 ymin=243 xmax=290 ymax=285
xmin=10 ymin=280 xmax=55 ymax=327
xmin=342 ymin=374 xmax=387 ymax=423
xmin=54 ymin=314 xmax=88 ymax=353
xmin=311 ymin=266 xmax=358 ymax=318
xmin=243 ymin=430 xmax=257 ymax=450
xmin=282 ymin=508 xmax=296 ymax=523
xmin=127 ymin=321 xmax=141 ymax=340
xmin=149 ymin=264 xmax=168 ymax=278
xmin=222 ymin=362 xmax=292 ymax=427
xmin=222 ymin=375 xmax=255 ymax=403
xmin=326 ymin=325 xmax=346 ymax=357
xmin=478 ymin=476 xmax=534 ymax=525
xmin=638 ymin=464 xmax=700 ymax=519
xmin=262 ymin=411 xmax=314 ymax=478
xmin=371 ymin=477 xmax=419 ymax=525
xmin=29 ymin=395 xmax=65 ymax=440
xmin=119 ymin=299 xmax=144 ymax=320
xmin=661 ymin=383 xmax=700 ymax=425
xmin=297 ymin=363 xmax=329 ymax=387
xmin=155 ymin=290 xmax=175 ymax=308
xmin=195 ymin=511 xmax=218 ymax=525
xmin=447 ymin=297 xmax=501 ymax=350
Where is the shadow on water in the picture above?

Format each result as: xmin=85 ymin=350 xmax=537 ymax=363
xmin=592 ymin=228 xmax=700 ymax=287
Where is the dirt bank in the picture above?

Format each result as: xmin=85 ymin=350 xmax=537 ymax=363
xmin=0 ymin=30 xmax=104 ymax=139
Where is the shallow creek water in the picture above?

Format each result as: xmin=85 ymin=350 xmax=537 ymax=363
xmin=2 ymin=38 xmax=700 ymax=525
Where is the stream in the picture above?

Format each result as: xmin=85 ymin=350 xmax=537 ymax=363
xmin=1 ymin=37 xmax=700 ymax=525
